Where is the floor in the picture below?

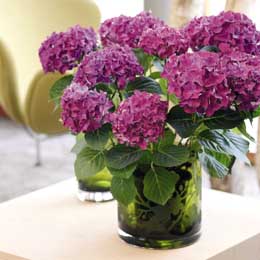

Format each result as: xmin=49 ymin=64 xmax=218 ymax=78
xmin=0 ymin=119 xmax=75 ymax=202
xmin=0 ymin=118 xmax=260 ymax=203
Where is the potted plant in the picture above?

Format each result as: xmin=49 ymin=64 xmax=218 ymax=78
xmin=39 ymin=25 xmax=113 ymax=202
xmin=39 ymin=11 xmax=260 ymax=249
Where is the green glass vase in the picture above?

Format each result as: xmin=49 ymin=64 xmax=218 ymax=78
xmin=118 ymin=160 xmax=201 ymax=249
xmin=77 ymin=168 xmax=113 ymax=202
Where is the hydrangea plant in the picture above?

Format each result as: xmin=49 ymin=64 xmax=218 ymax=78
xmin=40 ymin=11 xmax=260 ymax=207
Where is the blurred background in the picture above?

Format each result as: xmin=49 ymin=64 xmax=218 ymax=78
xmin=0 ymin=0 xmax=260 ymax=202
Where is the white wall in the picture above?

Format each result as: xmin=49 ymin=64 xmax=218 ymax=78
xmin=95 ymin=0 xmax=144 ymax=21
xmin=144 ymin=0 xmax=171 ymax=22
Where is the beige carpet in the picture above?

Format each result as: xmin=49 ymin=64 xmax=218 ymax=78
xmin=0 ymin=119 xmax=75 ymax=202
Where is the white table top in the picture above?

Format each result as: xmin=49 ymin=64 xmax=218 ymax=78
xmin=0 ymin=179 xmax=260 ymax=260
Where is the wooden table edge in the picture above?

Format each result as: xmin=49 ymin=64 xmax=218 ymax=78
xmin=0 ymin=251 xmax=29 ymax=260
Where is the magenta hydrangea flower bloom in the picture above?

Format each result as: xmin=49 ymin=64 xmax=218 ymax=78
xmin=139 ymin=25 xmax=189 ymax=59
xmin=39 ymin=25 xmax=97 ymax=74
xmin=61 ymin=83 xmax=113 ymax=134
xmin=162 ymin=52 xmax=233 ymax=116
xmin=74 ymin=45 xmax=144 ymax=89
xmin=221 ymin=51 xmax=260 ymax=111
xmin=99 ymin=11 xmax=164 ymax=48
xmin=99 ymin=15 xmax=132 ymax=47
xmin=184 ymin=11 xmax=260 ymax=55
xmin=111 ymin=91 xmax=168 ymax=149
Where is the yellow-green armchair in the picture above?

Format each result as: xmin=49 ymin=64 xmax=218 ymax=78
xmin=0 ymin=0 xmax=100 ymax=164
xmin=0 ymin=0 xmax=100 ymax=134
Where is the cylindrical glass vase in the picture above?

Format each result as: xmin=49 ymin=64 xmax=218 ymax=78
xmin=77 ymin=168 xmax=113 ymax=202
xmin=118 ymin=160 xmax=201 ymax=249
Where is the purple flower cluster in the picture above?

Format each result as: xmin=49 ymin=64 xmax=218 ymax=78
xmin=221 ymin=52 xmax=260 ymax=110
xmin=74 ymin=45 xmax=144 ymax=89
xmin=184 ymin=11 xmax=260 ymax=55
xmin=139 ymin=25 xmax=189 ymax=59
xmin=111 ymin=91 xmax=168 ymax=149
xmin=99 ymin=15 xmax=132 ymax=47
xmin=39 ymin=25 xmax=97 ymax=74
xmin=99 ymin=11 xmax=164 ymax=48
xmin=61 ymin=83 xmax=112 ymax=134
xmin=162 ymin=52 xmax=232 ymax=116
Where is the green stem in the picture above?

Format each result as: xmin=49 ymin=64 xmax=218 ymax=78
xmin=150 ymin=143 xmax=154 ymax=153
xmin=109 ymin=134 xmax=115 ymax=147
xmin=111 ymin=89 xmax=117 ymax=100
xmin=136 ymin=192 xmax=150 ymax=208
xmin=118 ymin=90 xmax=123 ymax=101
xmin=168 ymin=190 xmax=197 ymax=231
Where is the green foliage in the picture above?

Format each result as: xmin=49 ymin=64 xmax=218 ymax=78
xmin=71 ymin=134 xmax=88 ymax=154
xmin=152 ymin=145 xmax=190 ymax=167
xmin=111 ymin=176 xmax=137 ymax=206
xmin=105 ymin=146 xmax=143 ymax=169
xmin=95 ymin=83 xmax=113 ymax=95
xmin=138 ymin=150 xmax=152 ymax=165
xmin=158 ymin=130 xmax=175 ymax=148
xmin=133 ymin=48 xmax=153 ymax=73
xmin=149 ymin=71 xmax=161 ymax=79
xmin=159 ymin=78 xmax=168 ymax=95
xmin=159 ymin=78 xmax=179 ymax=105
xmin=143 ymin=166 xmax=179 ymax=205
xmin=199 ymin=130 xmax=249 ymax=164
xmin=49 ymin=75 xmax=73 ymax=109
xmin=200 ymin=45 xmax=220 ymax=53
xmin=237 ymin=122 xmax=255 ymax=142
xmin=74 ymin=147 xmax=105 ymax=181
xmin=252 ymin=106 xmax=260 ymax=118
xmin=199 ymin=150 xmax=235 ymax=178
xmin=126 ymin=76 xmax=162 ymax=95
xmin=84 ymin=124 xmax=110 ymax=151
xmin=204 ymin=110 xmax=245 ymax=130
xmin=108 ymin=164 xmax=137 ymax=179
xmin=167 ymin=106 xmax=200 ymax=138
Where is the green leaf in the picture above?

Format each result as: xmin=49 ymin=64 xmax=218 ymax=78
xmin=224 ymin=131 xmax=250 ymax=163
xmin=159 ymin=78 xmax=179 ymax=105
xmin=199 ymin=130 xmax=249 ymax=163
xmin=139 ymin=150 xmax=152 ymax=165
xmin=252 ymin=106 xmax=260 ymax=118
xmin=158 ymin=130 xmax=175 ymax=148
xmin=105 ymin=146 xmax=143 ymax=169
xmin=84 ymin=124 xmax=110 ymax=151
xmin=204 ymin=110 xmax=245 ymax=130
xmin=200 ymin=45 xmax=220 ymax=53
xmin=199 ymin=150 xmax=235 ymax=178
xmin=237 ymin=122 xmax=255 ymax=142
xmin=167 ymin=106 xmax=200 ymax=138
xmin=111 ymin=176 xmax=137 ymax=206
xmin=159 ymin=78 xmax=168 ymax=95
xmin=126 ymin=76 xmax=162 ymax=95
xmin=112 ymin=92 xmax=121 ymax=109
xmin=74 ymin=147 xmax=105 ymax=181
xmin=149 ymin=71 xmax=161 ymax=79
xmin=143 ymin=167 xmax=179 ymax=205
xmin=49 ymin=75 xmax=73 ymax=108
xmin=133 ymin=48 xmax=153 ymax=73
xmin=95 ymin=83 xmax=113 ymax=95
xmin=71 ymin=134 xmax=87 ymax=154
xmin=108 ymin=164 xmax=137 ymax=179
xmin=153 ymin=145 xmax=189 ymax=167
